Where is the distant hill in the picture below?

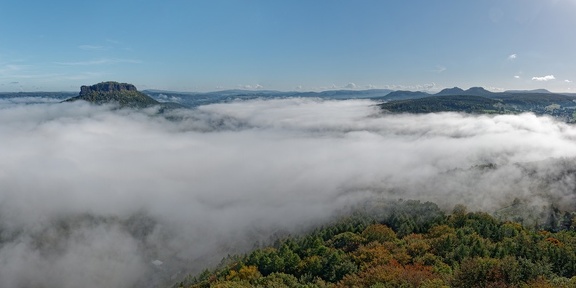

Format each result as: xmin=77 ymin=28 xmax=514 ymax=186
xmin=7 ymin=85 xmax=576 ymax=121
xmin=297 ymin=89 xmax=394 ymax=99
xmin=491 ymin=93 xmax=576 ymax=106
xmin=65 ymin=81 xmax=182 ymax=109
xmin=0 ymin=91 xmax=76 ymax=100
xmin=464 ymin=86 xmax=494 ymax=96
xmin=375 ymin=86 xmax=493 ymax=102
xmin=504 ymin=89 xmax=551 ymax=94
xmin=436 ymin=87 xmax=465 ymax=96
xmin=379 ymin=90 xmax=576 ymax=121
xmin=380 ymin=95 xmax=502 ymax=113
xmin=143 ymin=88 xmax=393 ymax=107
xmin=434 ymin=86 xmax=494 ymax=97
xmin=378 ymin=90 xmax=431 ymax=101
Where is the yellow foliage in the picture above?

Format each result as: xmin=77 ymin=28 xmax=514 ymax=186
xmin=426 ymin=225 xmax=455 ymax=239
xmin=361 ymin=224 xmax=397 ymax=243
xmin=382 ymin=241 xmax=411 ymax=265
xmin=225 ymin=265 xmax=261 ymax=282
xmin=525 ymin=276 xmax=555 ymax=288
xmin=212 ymin=281 xmax=253 ymax=288
xmin=403 ymin=233 xmax=431 ymax=258
xmin=353 ymin=242 xmax=393 ymax=268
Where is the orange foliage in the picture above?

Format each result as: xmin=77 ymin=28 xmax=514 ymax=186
xmin=336 ymin=259 xmax=442 ymax=288
xmin=382 ymin=241 xmax=411 ymax=264
xmin=544 ymin=237 xmax=562 ymax=246
xmin=538 ymin=230 xmax=551 ymax=237
xmin=352 ymin=242 xmax=393 ymax=268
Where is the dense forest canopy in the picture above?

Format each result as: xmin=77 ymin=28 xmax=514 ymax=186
xmin=178 ymin=200 xmax=576 ymax=288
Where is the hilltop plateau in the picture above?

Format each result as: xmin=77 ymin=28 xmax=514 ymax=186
xmin=64 ymin=81 xmax=183 ymax=109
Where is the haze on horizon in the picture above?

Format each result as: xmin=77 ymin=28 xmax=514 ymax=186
xmin=1 ymin=0 xmax=575 ymax=93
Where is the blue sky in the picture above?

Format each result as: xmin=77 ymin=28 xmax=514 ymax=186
xmin=1 ymin=0 xmax=575 ymax=92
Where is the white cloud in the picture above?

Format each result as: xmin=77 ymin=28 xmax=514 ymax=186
xmin=54 ymin=58 xmax=141 ymax=66
xmin=320 ymin=84 xmax=338 ymax=90
xmin=62 ymin=72 xmax=105 ymax=81
xmin=345 ymin=82 xmax=357 ymax=89
xmin=78 ymin=45 xmax=107 ymax=51
xmin=385 ymin=82 xmax=436 ymax=91
xmin=239 ymin=84 xmax=263 ymax=89
xmin=421 ymin=82 xmax=436 ymax=90
xmin=508 ymin=54 xmax=517 ymax=60
xmin=487 ymin=86 xmax=505 ymax=92
xmin=565 ymin=80 xmax=572 ymax=83
xmin=0 ymin=64 xmax=28 ymax=75
xmin=432 ymin=65 xmax=446 ymax=73
xmin=514 ymin=75 xmax=520 ymax=79
xmin=532 ymin=75 xmax=555 ymax=81
xmin=156 ymin=93 xmax=182 ymax=103
xmin=106 ymin=39 xmax=121 ymax=44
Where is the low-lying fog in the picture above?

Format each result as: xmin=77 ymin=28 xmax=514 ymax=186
xmin=1 ymin=98 xmax=576 ymax=287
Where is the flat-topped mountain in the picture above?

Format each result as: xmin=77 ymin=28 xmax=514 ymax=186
xmin=65 ymin=81 xmax=161 ymax=108
xmin=80 ymin=82 xmax=138 ymax=94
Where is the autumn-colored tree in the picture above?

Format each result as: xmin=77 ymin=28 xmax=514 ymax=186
xmin=352 ymin=242 xmax=393 ymax=268
xmin=226 ymin=265 xmax=261 ymax=282
xmin=403 ymin=233 xmax=431 ymax=258
xmin=452 ymin=257 xmax=521 ymax=288
xmin=361 ymin=223 xmax=397 ymax=243
xmin=181 ymin=200 xmax=576 ymax=288
xmin=329 ymin=232 xmax=366 ymax=252
xmin=337 ymin=259 xmax=443 ymax=288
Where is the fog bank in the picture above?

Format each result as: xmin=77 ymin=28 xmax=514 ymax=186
xmin=1 ymin=98 xmax=576 ymax=287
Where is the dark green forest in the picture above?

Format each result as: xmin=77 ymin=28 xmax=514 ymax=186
xmin=379 ymin=95 xmax=503 ymax=114
xmin=177 ymin=200 xmax=576 ymax=288
xmin=379 ymin=93 xmax=576 ymax=122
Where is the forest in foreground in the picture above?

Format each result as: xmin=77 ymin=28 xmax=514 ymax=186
xmin=176 ymin=200 xmax=576 ymax=288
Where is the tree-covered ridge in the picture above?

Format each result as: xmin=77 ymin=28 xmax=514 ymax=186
xmin=379 ymin=95 xmax=504 ymax=114
xmin=379 ymin=93 xmax=576 ymax=122
xmin=177 ymin=200 xmax=576 ymax=288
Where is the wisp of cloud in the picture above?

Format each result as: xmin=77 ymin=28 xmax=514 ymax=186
xmin=1 ymin=98 xmax=576 ymax=287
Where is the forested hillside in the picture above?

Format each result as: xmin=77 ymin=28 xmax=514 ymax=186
xmin=379 ymin=95 xmax=503 ymax=114
xmin=177 ymin=200 xmax=576 ymax=288
xmin=379 ymin=93 xmax=576 ymax=122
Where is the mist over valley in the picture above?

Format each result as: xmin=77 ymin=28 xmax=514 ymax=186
xmin=2 ymin=87 xmax=576 ymax=287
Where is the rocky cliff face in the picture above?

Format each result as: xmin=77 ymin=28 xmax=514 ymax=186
xmin=80 ymin=82 xmax=138 ymax=95
xmin=66 ymin=81 xmax=160 ymax=108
